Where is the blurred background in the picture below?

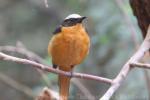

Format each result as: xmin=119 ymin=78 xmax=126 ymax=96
xmin=0 ymin=0 xmax=149 ymax=100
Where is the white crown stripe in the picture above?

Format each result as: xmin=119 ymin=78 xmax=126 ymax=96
xmin=65 ymin=14 xmax=82 ymax=19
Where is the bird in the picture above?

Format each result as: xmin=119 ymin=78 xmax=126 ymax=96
xmin=48 ymin=14 xmax=90 ymax=100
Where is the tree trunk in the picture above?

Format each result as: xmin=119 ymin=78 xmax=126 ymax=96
xmin=130 ymin=0 xmax=150 ymax=38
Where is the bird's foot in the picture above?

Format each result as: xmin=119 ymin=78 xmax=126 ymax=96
xmin=52 ymin=64 xmax=58 ymax=69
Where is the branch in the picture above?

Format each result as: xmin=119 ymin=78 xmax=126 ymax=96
xmin=100 ymin=25 xmax=150 ymax=100
xmin=130 ymin=62 xmax=150 ymax=69
xmin=0 ymin=52 xmax=112 ymax=85
xmin=36 ymin=87 xmax=59 ymax=100
xmin=1 ymin=26 xmax=150 ymax=100
xmin=44 ymin=0 xmax=48 ymax=8
xmin=1 ymin=28 xmax=149 ymax=100
xmin=115 ymin=0 xmax=139 ymax=47
xmin=0 ymin=44 xmax=93 ymax=99
xmin=0 ymin=72 xmax=35 ymax=98
xmin=72 ymin=79 xmax=94 ymax=100
xmin=0 ymin=45 xmax=45 ymax=63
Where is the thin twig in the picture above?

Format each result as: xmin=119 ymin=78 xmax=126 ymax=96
xmin=36 ymin=87 xmax=59 ymax=100
xmin=1 ymin=26 xmax=150 ymax=99
xmin=0 ymin=45 xmax=44 ymax=63
xmin=44 ymin=0 xmax=48 ymax=8
xmin=100 ymin=25 xmax=150 ymax=100
xmin=72 ymin=79 xmax=94 ymax=100
xmin=0 ymin=44 xmax=93 ymax=98
xmin=0 ymin=52 xmax=113 ymax=85
xmin=0 ymin=45 xmax=52 ymax=87
xmin=0 ymin=69 xmax=58 ymax=100
xmin=115 ymin=0 xmax=139 ymax=48
xmin=130 ymin=62 xmax=150 ymax=69
xmin=0 ymin=72 xmax=35 ymax=98
xmin=0 ymin=28 xmax=149 ymax=100
xmin=144 ymin=70 xmax=150 ymax=100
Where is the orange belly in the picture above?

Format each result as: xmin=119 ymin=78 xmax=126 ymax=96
xmin=48 ymin=24 xmax=90 ymax=67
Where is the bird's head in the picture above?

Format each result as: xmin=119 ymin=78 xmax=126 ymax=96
xmin=61 ymin=14 xmax=87 ymax=27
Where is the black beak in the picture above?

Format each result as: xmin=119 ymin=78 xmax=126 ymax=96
xmin=78 ymin=16 xmax=87 ymax=23
xmin=81 ymin=16 xmax=87 ymax=21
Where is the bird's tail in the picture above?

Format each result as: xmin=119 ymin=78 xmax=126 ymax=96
xmin=59 ymin=66 xmax=72 ymax=100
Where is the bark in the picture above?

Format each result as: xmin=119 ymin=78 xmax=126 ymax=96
xmin=130 ymin=0 xmax=150 ymax=38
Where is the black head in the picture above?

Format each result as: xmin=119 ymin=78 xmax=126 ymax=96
xmin=61 ymin=14 xmax=87 ymax=27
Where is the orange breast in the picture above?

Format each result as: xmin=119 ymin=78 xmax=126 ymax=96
xmin=48 ymin=24 xmax=90 ymax=67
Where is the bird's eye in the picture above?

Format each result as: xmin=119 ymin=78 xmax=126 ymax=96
xmin=62 ymin=18 xmax=77 ymax=26
xmin=67 ymin=20 xmax=72 ymax=24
